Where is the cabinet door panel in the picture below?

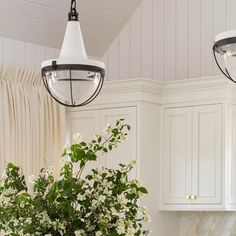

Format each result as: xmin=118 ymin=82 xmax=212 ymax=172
xmin=228 ymin=105 xmax=236 ymax=205
xmin=163 ymin=107 xmax=192 ymax=204
xmin=192 ymin=105 xmax=222 ymax=204
xmin=66 ymin=110 xmax=101 ymax=176
xmin=100 ymin=107 xmax=137 ymax=178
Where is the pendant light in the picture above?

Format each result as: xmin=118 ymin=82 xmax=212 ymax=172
xmin=213 ymin=30 xmax=236 ymax=83
xmin=41 ymin=0 xmax=105 ymax=107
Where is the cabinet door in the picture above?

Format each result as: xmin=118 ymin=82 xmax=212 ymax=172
xmin=163 ymin=107 xmax=192 ymax=204
xmin=100 ymin=107 xmax=137 ymax=178
xmin=192 ymin=105 xmax=222 ymax=204
xmin=228 ymin=105 xmax=236 ymax=205
xmin=66 ymin=110 xmax=101 ymax=176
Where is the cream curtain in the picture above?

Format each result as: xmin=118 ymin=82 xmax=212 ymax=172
xmin=0 ymin=66 xmax=66 ymax=178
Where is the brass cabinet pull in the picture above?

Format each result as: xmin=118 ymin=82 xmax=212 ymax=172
xmin=186 ymin=195 xmax=191 ymax=200
xmin=191 ymin=195 xmax=197 ymax=200
xmin=185 ymin=195 xmax=197 ymax=200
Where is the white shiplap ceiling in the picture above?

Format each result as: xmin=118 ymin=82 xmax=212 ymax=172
xmin=0 ymin=0 xmax=141 ymax=57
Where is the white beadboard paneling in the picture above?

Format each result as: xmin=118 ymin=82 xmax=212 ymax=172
xmin=226 ymin=0 xmax=236 ymax=30
xmin=130 ymin=6 xmax=141 ymax=79
xmin=102 ymin=0 xmax=229 ymax=82
xmin=164 ymin=0 xmax=176 ymax=81
xmin=44 ymin=47 xmax=57 ymax=61
xmin=3 ymin=38 xmax=14 ymax=66
xmin=14 ymin=40 xmax=25 ymax=68
xmin=201 ymin=0 xmax=214 ymax=77
xmin=119 ymin=22 xmax=130 ymax=80
xmin=153 ymin=0 xmax=164 ymax=81
xmin=35 ymin=45 xmax=45 ymax=71
xmin=108 ymin=38 xmax=119 ymax=81
xmin=102 ymin=52 xmax=109 ymax=80
xmin=213 ymin=0 xmax=226 ymax=75
xmin=188 ymin=0 xmax=201 ymax=79
xmin=0 ymin=37 xmax=3 ymax=65
xmin=141 ymin=0 xmax=153 ymax=79
xmin=176 ymin=0 xmax=188 ymax=80
xmin=0 ymin=37 xmax=59 ymax=71
xmin=25 ymin=42 xmax=36 ymax=70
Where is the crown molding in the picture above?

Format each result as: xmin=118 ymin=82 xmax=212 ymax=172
xmin=67 ymin=76 xmax=236 ymax=112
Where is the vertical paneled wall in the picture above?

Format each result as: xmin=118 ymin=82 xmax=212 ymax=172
xmin=0 ymin=37 xmax=60 ymax=71
xmin=102 ymin=0 xmax=234 ymax=81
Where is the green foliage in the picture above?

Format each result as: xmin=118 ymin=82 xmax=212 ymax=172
xmin=0 ymin=119 xmax=150 ymax=236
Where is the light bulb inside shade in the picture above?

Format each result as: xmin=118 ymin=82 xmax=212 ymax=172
xmin=219 ymin=43 xmax=236 ymax=77
xmin=44 ymin=69 xmax=102 ymax=107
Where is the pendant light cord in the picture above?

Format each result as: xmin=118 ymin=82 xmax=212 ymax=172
xmin=69 ymin=0 xmax=79 ymax=21
xmin=71 ymin=0 xmax=77 ymax=13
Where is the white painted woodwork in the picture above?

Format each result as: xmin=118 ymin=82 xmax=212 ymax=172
xmin=192 ymin=105 xmax=222 ymax=204
xmin=228 ymin=105 xmax=236 ymax=206
xmin=119 ymin=23 xmax=130 ymax=80
xmin=176 ymin=0 xmax=188 ymax=80
xmin=103 ymin=0 xmax=236 ymax=81
xmin=201 ymin=0 xmax=214 ymax=77
xmin=164 ymin=0 xmax=176 ymax=81
xmin=100 ymin=107 xmax=137 ymax=177
xmin=161 ymin=104 xmax=223 ymax=209
xmin=152 ymin=0 xmax=164 ymax=81
xmin=0 ymin=0 xmax=141 ymax=57
xmin=188 ymin=0 xmax=201 ymax=79
xmin=163 ymin=107 xmax=192 ymax=204
xmin=141 ymin=0 xmax=153 ymax=79
xmin=66 ymin=110 xmax=101 ymax=177
xmin=130 ymin=7 xmax=141 ymax=79
xmin=108 ymin=38 xmax=119 ymax=81
xmin=0 ymin=36 xmax=59 ymax=71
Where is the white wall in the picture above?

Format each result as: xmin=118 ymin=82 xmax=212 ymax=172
xmin=0 ymin=37 xmax=60 ymax=71
xmin=102 ymin=0 xmax=236 ymax=81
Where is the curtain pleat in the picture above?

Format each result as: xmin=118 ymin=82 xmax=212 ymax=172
xmin=0 ymin=66 xmax=66 ymax=178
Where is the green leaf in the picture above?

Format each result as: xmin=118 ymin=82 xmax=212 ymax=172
xmin=139 ymin=187 xmax=148 ymax=194
xmin=98 ymin=136 xmax=102 ymax=143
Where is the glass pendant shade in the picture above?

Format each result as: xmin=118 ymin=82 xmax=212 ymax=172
xmin=213 ymin=30 xmax=236 ymax=82
xmin=41 ymin=0 xmax=105 ymax=107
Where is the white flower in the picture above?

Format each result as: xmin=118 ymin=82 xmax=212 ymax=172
xmin=74 ymin=230 xmax=85 ymax=236
xmin=28 ymin=175 xmax=36 ymax=185
xmin=126 ymin=226 xmax=136 ymax=236
xmin=64 ymin=155 xmax=71 ymax=164
xmin=117 ymin=193 xmax=128 ymax=206
xmin=2 ymin=170 xmax=7 ymax=179
xmin=143 ymin=215 xmax=151 ymax=223
xmin=129 ymin=160 xmax=136 ymax=168
xmin=104 ymin=123 xmax=112 ymax=135
xmin=98 ymin=195 xmax=106 ymax=203
xmin=96 ymin=232 xmax=102 ymax=236
xmin=73 ymin=133 xmax=83 ymax=144
xmin=77 ymin=193 xmax=86 ymax=201
xmin=116 ymin=219 xmax=126 ymax=235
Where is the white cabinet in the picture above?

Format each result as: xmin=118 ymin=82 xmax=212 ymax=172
xmin=100 ymin=107 xmax=137 ymax=177
xmin=161 ymin=104 xmax=223 ymax=210
xmin=228 ymin=104 xmax=236 ymax=207
xmin=163 ymin=107 xmax=192 ymax=204
xmin=67 ymin=107 xmax=137 ymax=176
xmin=192 ymin=105 xmax=222 ymax=204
